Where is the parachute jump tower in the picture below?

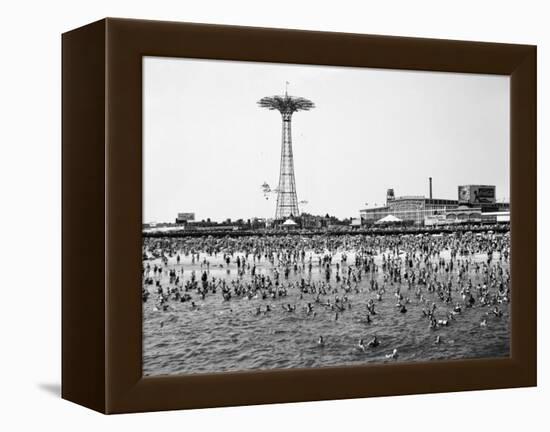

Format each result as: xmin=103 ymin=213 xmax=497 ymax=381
xmin=258 ymin=87 xmax=315 ymax=220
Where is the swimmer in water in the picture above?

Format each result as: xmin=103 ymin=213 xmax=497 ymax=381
xmin=435 ymin=335 xmax=441 ymax=344
xmin=282 ymin=303 xmax=295 ymax=312
xmin=385 ymin=349 xmax=398 ymax=359
xmin=318 ymin=336 xmax=325 ymax=347
xmin=357 ymin=338 xmax=366 ymax=352
xmin=367 ymin=336 xmax=380 ymax=348
xmin=480 ymin=318 xmax=487 ymax=327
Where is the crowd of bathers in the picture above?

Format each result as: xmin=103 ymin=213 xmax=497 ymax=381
xmin=142 ymin=232 xmax=510 ymax=359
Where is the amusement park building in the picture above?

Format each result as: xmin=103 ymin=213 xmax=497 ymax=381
xmin=360 ymin=181 xmax=509 ymax=226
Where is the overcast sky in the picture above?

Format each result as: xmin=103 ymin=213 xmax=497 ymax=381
xmin=143 ymin=57 xmax=509 ymax=223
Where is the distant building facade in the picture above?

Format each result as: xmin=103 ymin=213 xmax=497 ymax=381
xmin=361 ymin=191 xmax=459 ymax=225
xmin=361 ymin=182 xmax=509 ymax=226
xmin=175 ymin=212 xmax=195 ymax=224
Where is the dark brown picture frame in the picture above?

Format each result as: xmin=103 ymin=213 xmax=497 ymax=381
xmin=62 ymin=18 xmax=536 ymax=414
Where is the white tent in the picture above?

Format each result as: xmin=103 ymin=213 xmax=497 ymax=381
xmin=375 ymin=214 xmax=402 ymax=224
xmin=282 ymin=218 xmax=297 ymax=226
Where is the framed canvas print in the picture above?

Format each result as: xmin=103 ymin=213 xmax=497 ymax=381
xmin=62 ymin=18 xmax=536 ymax=413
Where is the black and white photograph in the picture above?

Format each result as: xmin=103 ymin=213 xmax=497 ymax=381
xmin=1 ymin=0 xmax=545 ymax=426
xmin=142 ymin=57 xmax=510 ymax=376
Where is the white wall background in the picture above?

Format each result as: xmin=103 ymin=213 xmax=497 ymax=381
xmin=0 ymin=0 xmax=546 ymax=429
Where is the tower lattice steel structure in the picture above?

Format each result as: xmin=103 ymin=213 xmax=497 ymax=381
xmin=258 ymin=90 xmax=315 ymax=220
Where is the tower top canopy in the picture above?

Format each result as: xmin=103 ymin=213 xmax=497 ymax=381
xmin=258 ymin=94 xmax=315 ymax=115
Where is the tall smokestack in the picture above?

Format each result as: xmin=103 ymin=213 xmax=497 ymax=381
xmin=429 ymin=177 xmax=433 ymax=200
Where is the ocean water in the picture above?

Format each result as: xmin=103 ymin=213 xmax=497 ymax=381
xmin=142 ymin=240 xmax=510 ymax=376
